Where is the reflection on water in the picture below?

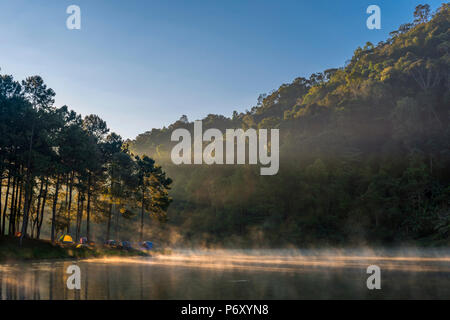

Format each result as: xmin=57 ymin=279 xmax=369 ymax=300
xmin=0 ymin=249 xmax=449 ymax=299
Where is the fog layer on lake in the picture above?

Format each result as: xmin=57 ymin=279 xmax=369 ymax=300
xmin=1 ymin=248 xmax=449 ymax=300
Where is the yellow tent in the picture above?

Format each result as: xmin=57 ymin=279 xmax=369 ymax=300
xmin=59 ymin=234 xmax=74 ymax=244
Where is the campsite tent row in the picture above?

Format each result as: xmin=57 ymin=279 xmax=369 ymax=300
xmin=57 ymin=234 xmax=153 ymax=250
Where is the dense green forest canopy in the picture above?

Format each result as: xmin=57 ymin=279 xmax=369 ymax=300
xmin=128 ymin=4 xmax=450 ymax=247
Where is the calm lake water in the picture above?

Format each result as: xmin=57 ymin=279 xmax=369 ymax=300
xmin=1 ymin=249 xmax=449 ymax=300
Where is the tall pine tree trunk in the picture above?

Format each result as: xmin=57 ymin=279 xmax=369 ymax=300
xmin=0 ymin=174 xmax=3 ymax=235
xmin=20 ymin=172 xmax=34 ymax=245
xmin=51 ymin=175 xmax=61 ymax=243
xmin=32 ymin=179 xmax=45 ymax=239
xmin=8 ymin=175 xmax=17 ymax=235
xmin=140 ymin=189 xmax=145 ymax=242
xmin=36 ymin=178 xmax=48 ymax=240
xmin=67 ymin=171 xmax=74 ymax=233
xmin=106 ymin=202 xmax=112 ymax=240
xmin=15 ymin=178 xmax=24 ymax=233
xmin=86 ymin=174 xmax=92 ymax=241
xmin=1 ymin=173 xmax=11 ymax=236
xmin=114 ymin=203 xmax=119 ymax=240
xmin=20 ymin=118 xmax=36 ymax=246
xmin=76 ymin=192 xmax=84 ymax=241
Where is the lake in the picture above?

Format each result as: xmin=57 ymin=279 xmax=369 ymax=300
xmin=1 ymin=249 xmax=449 ymax=299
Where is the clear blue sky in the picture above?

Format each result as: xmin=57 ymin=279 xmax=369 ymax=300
xmin=0 ymin=0 xmax=445 ymax=139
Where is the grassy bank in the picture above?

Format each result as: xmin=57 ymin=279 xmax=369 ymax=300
xmin=0 ymin=236 xmax=150 ymax=263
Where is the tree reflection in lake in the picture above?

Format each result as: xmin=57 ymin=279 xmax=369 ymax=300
xmin=0 ymin=249 xmax=449 ymax=300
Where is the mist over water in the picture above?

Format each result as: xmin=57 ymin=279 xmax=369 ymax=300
xmin=0 ymin=248 xmax=449 ymax=300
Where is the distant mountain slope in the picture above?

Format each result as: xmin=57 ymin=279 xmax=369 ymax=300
xmin=129 ymin=4 xmax=450 ymax=247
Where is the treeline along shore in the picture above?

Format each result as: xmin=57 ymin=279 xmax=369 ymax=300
xmin=0 ymin=74 xmax=173 ymax=253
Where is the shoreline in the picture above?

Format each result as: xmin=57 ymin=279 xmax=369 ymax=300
xmin=0 ymin=236 xmax=151 ymax=264
xmin=2 ymin=235 xmax=449 ymax=264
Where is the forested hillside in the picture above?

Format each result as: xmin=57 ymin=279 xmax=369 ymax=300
xmin=129 ymin=4 xmax=450 ymax=247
